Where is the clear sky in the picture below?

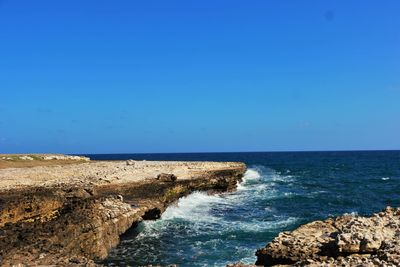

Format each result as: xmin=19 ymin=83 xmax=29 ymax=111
xmin=1 ymin=1 xmax=399 ymax=154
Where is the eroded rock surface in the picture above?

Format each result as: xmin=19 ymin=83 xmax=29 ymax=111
xmin=255 ymin=207 xmax=400 ymax=266
xmin=0 ymin=160 xmax=246 ymax=266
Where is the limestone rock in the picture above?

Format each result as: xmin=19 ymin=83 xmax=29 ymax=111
xmin=255 ymin=206 xmax=400 ymax=266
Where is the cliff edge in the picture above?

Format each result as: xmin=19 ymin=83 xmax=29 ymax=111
xmin=0 ymin=157 xmax=246 ymax=266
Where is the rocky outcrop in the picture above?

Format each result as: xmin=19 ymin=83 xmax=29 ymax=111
xmin=0 ymin=193 xmax=137 ymax=266
xmin=0 ymin=154 xmax=90 ymax=161
xmin=0 ymin=160 xmax=246 ymax=266
xmin=255 ymin=207 xmax=400 ymax=266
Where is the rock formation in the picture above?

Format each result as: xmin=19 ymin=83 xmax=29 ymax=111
xmin=255 ymin=207 xmax=400 ymax=266
xmin=0 ymin=158 xmax=246 ymax=266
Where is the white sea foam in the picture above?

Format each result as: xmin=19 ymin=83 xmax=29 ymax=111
xmin=382 ymin=177 xmax=390 ymax=181
xmin=157 ymin=167 xmax=298 ymax=235
xmin=160 ymin=188 xmax=298 ymax=233
xmin=237 ymin=168 xmax=261 ymax=190
xmin=161 ymin=191 xmax=227 ymax=222
xmin=243 ymin=169 xmax=261 ymax=181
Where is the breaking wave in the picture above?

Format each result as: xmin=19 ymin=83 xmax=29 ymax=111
xmin=105 ymin=166 xmax=299 ymax=266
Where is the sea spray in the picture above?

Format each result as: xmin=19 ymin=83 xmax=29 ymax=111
xmin=105 ymin=167 xmax=299 ymax=266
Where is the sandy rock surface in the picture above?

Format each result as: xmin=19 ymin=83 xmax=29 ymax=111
xmin=0 ymin=160 xmax=243 ymax=190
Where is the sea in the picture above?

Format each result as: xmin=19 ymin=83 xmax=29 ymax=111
xmin=85 ymin=151 xmax=400 ymax=267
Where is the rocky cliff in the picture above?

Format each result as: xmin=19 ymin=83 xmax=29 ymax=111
xmin=0 ymin=159 xmax=246 ymax=266
xmin=255 ymin=207 xmax=400 ymax=266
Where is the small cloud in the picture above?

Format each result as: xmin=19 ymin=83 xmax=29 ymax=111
xmin=324 ymin=10 xmax=335 ymax=22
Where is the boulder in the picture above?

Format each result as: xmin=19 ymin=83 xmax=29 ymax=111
xmin=126 ymin=160 xmax=136 ymax=166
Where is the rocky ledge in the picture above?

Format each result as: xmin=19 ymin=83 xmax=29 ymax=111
xmin=255 ymin=207 xmax=400 ymax=266
xmin=0 ymin=158 xmax=246 ymax=266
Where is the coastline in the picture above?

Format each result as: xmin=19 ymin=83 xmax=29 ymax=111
xmin=0 ymin=155 xmax=246 ymax=266
xmin=1 ymin=154 xmax=399 ymax=266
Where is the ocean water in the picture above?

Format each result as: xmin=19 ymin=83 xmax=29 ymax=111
xmin=87 ymin=151 xmax=400 ymax=267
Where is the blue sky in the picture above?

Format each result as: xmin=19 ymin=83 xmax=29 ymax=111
xmin=1 ymin=1 xmax=399 ymax=153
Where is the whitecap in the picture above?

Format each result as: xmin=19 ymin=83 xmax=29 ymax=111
xmin=381 ymin=177 xmax=390 ymax=181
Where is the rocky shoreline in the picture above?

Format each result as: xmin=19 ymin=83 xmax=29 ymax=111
xmin=2 ymin=155 xmax=399 ymax=267
xmin=254 ymin=207 xmax=400 ymax=266
xmin=0 ymin=156 xmax=246 ymax=266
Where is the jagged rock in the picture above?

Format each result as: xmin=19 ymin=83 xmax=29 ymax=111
xmin=156 ymin=173 xmax=177 ymax=182
xmin=255 ymin=207 xmax=400 ymax=266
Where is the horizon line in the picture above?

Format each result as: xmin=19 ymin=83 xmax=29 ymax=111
xmin=76 ymin=149 xmax=400 ymax=155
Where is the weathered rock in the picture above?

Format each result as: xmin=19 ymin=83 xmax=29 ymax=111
xmin=156 ymin=173 xmax=177 ymax=182
xmin=255 ymin=207 xmax=400 ymax=266
xmin=0 ymin=160 xmax=246 ymax=266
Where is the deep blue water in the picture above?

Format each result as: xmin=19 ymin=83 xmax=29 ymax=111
xmin=86 ymin=151 xmax=400 ymax=267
